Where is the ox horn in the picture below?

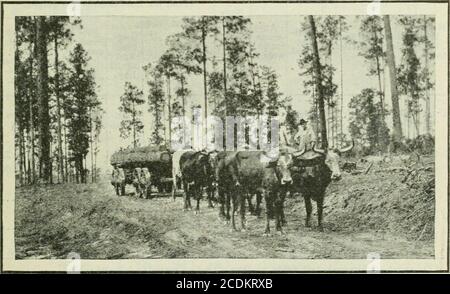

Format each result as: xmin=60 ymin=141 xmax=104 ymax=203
xmin=293 ymin=146 xmax=307 ymax=157
xmin=338 ymin=139 xmax=354 ymax=153
xmin=312 ymin=142 xmax=326 ymax=155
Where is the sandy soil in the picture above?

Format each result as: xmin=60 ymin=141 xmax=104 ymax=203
xmin=15 ymin=158 xmax=434 ymax=260
xmin=116 ymin=186 xmax=433 ymax=259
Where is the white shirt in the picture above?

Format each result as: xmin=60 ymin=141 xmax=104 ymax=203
xmin=294 ymin=125 xmax=316 ymax=150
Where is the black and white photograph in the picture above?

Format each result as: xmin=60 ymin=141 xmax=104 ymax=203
xmin=1 ymin=1 xmax=448 ymax=272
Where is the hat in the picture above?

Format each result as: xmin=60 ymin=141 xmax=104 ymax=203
xmin=299 ymin=119 xmax=307 ymax=125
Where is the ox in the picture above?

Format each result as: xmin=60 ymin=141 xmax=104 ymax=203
xmin=216 ymin=150 xmax=293 ymax=234
xmin=290 ymin=141 xmax=354 ymax=231
xmin=178 ymin=150 xmax=217 ymax=212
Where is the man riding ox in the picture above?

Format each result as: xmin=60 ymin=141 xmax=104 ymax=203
xmin=215 ymin=149 xmax=293 ymax=234
xmin=289 ymin=140 xmax=354 ymax=231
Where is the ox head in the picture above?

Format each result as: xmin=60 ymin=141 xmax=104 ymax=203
xmin=199 ymin=149 xmax=219 ymax=185
xmin=277 ymin=152 xmax=294 ymax=185
xmin=312 ymin=140 xmax=354 ymax=181
xmin=262 ymin=148 xmax=294 ymax=186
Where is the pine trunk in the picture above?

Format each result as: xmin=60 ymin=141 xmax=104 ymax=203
xmin=64 ymin=122 xmax=69 ymax=182
xmin=132 ymin=100 xmax=136 ymax=148
xmin=309 ymin=16 xmax=328 ymax=149
xmin=222 ymin=17 xmax=228 ymax=118
xmin=167 ymin=76 xmax=172 ymax=148
xmin=383 ymin=15 xmax=403 ymax=141
xmin=36 ymin=16 xmax=51 ymax=182
xmin=18 ymin=128 xmax=24 ymax=186
xmin=54 ymin=33 xmax=65 ymax=183
xmin=201 ymin=23 xmax=208 ymax=147
xmin=29 ymin=27 xmax=36 ymax=184
xmin=423 ymin=16 xmax=431 ymax=134
xmin=90 ymin=111 xmax=94 ymax=183
xmin=339 ymin=17 xmax=344 ymax=145
xmin=222 ymin=17 xmax=228 ymax=148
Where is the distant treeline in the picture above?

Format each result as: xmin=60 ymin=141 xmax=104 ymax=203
xmin=15 ymin=17 xmax=102 ymax=185
xmin=118 ymin=16 xmax=435 ymax=155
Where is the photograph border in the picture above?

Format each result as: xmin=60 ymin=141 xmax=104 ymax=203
xmin=1 ymin=0 xmax=448 ymax=273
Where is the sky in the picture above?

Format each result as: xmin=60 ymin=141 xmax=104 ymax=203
xmin=68 ymin=15 xmax=435 ymax=170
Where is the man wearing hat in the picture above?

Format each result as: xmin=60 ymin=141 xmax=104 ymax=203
xmin=294 ymin=118 xmax=316 ymax=151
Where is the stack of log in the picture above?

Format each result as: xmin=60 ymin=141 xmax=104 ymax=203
xmin=110 ymin=145 xmax=171 ymax=167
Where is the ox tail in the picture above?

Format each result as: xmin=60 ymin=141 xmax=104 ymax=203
xmin=172 ymin=167 xmax=178 ymax=201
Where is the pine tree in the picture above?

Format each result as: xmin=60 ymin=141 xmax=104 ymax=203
xmin=36 ymin=16 xmax=52 ymax=182
xmin=47 ymin=16 xmax=81 ymax=182
xmin=308 ymin=16 xmax=328 ymax=149
xmin=349 ymin=88 xmax=389 ymax=154
xmin=181 ymin=16 xmax=220 ymax=141
xmin=119 ymin=82 xmax=145 ymax=148
xmin=397 ymin=16 xmax=423 ymax=138
xmin=419 ymin=16 xmax=435 ymax=135
xmin=166 ymin=33 xmax=202 ymax=119
xmin=383 ymin=15 xmax=403 ymax=142
xmin=144 ymin=63 xmax=166 ymax=146
xmin=66 ymin=44 xmax=97 ymax=183
xmin=358 ymin=16 xmax=386 ymax=121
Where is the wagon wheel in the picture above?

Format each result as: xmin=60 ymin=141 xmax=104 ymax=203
xmin=157 ymin=183 xmax=165 ymax=193
xmin=164 ymin=182 xmax=172 ymax=193
xmin=146 ymin=186 xmax=152 ymax=199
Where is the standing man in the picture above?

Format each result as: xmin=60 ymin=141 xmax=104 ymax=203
xmin=294 ymin=119 xmax=316 ymax=151
xmin=279 ymin=111 xmax=296 ymax=153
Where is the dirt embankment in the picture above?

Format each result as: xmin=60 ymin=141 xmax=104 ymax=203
xmin=15 ymin=155 xmax=435 ymax=259
xmin=15 ymin=183 xmax=186 ymax=259
xmin=323 ymin=161 xmax=434 ymax=241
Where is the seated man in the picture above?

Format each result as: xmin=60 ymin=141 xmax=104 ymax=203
xmin=294 ymin=119 xmax=316 ymax=151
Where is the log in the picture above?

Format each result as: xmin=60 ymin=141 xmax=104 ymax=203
xmin=364 ymin=162 xmax=374 ymax=174
xmin=110 ymin=145 xmax=171 ymax=166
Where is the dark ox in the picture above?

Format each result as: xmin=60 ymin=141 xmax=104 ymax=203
xmin=290 ymin=141 xmax=354 ymax=231
xmin=215 ymin=150 xmax=292 ymax=234
xmin=179 ymin=150 xmax=217 ymax=212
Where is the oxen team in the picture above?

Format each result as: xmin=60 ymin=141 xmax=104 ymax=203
xmin=172 ymin=141 xmax=354 ymax=234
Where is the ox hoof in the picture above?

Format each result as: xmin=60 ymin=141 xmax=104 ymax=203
xmin=194 ymin=210 xmax=200 ymax=215
xmin=263 ymin=232 xmax=271 ymax=237
xmin=318 ymin=226 xmax=324 ymax=232
xmin=276 ymin=230 xmax=285 ymax=236
xmin=240 ymin=228 xmax=247 ymax=233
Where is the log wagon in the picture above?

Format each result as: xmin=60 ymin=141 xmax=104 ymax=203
xmin=110 ymin=145 xmax=173 ymax=198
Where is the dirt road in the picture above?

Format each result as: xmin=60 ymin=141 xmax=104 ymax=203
xmin=16 ymin=165 xmax=434 ymax=260
xmin=115 ymin=184 xmax=433 ymax=259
